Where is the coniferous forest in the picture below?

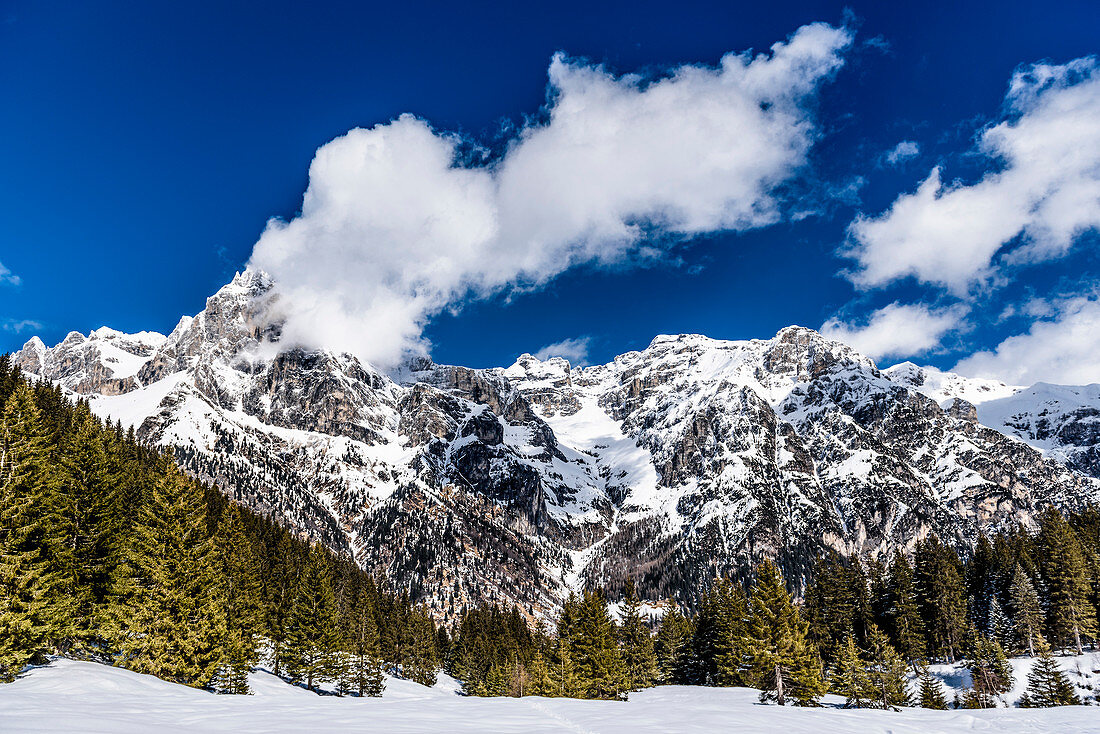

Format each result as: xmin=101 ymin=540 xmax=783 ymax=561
xmin=2 ymin=354 xmax=1098 ymax=708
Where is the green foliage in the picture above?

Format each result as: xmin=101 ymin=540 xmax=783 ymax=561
xmin=618 ymin=579 xmax=657 ymax=691
xmin=1038 ymin=509 xmax=1097 ymax=654
xmin=741 ymin=561 xmax=825 ymax=706
xmin=916 ymin=663 xmax=948 ymax=709
xmin=654 ymin=603 xmax=691 ymax=684
xmin=108 ymin=466 xmax=228 ymax=688
xmin=829 ymin=634 xmax=869 ymax=708
xmin=1019 ymin=641 xmax=1079 ymax=707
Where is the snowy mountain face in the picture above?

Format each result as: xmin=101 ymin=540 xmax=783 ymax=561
xmin=14 ymin=272 xmax=1100 ymax=617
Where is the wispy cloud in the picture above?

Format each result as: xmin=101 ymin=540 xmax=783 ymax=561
xmin=0 ymin=260 xmax=21 ymax=286
xmin=882 ymin=140 xmax=919 ymax=166
xmin=1 ymin=318 xmax=42 ymax=334
xmin=532 ymin=337 xmax=592 ymax=366
xmin=247 ymin=23 xmax=854 ymax=367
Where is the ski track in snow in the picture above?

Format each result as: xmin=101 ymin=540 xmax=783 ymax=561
xmin=3 ymin=658 xmax=1100 ymax=734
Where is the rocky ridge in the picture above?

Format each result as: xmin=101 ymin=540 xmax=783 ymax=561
xmin=13 ymin=271 xmax=1100 ymax=617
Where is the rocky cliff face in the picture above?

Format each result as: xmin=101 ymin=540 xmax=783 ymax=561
xmin=14 ymin=272 xmax=1100 ymax=617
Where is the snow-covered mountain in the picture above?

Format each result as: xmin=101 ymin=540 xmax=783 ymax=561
xmin=14 ymin=272 xmax=1100 ymax=617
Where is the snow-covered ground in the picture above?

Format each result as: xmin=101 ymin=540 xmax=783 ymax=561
xmin=3 ymin=657 xmax=1099 ymax=734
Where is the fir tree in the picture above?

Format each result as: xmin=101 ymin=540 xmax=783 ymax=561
xmin=526 ymin=651 xmax=553 ymax=696
xmin=654 ymin=603 xmax=691 ymax=684
xmin=968 ymin=636 xmax=1013 ymax=706
xmin=570 ymin=590 xmax=625 ymax=700
xmin=741 ymin=561 xmax=825 ymax=706
xmin=916 ymin=663 xmax=948 ymax=709
xmin=213 ymin=504 xmax=264 ymax=694
xmin=284 ymin=544 xmax=341 ymax=691
xmin=1019 ymin=640 xmax=1079 ymax=707
xmin=1009 ymin=565 xmax=1044 ymax=657
xmin=108 ymin=466 xmax=227 ymax=688
xmin=1038 ymin=510 xmax=1097 ymax=654
xmin=618 ymin=579 xmax=656 ymax=691
xmin=342 ymin=590 xmax=385 ymax=697
xmin=886 ymin=551 xmax=925 ymax=662
xmin=830 ymin=633 xmax=869 ymax=708
xmin=0 ymin=383 xmax=73 ymax=679
xmin=864 ymin=624 xmax=909 ymax=710
xmin=915 ymin=539 xmax=967 ymax=662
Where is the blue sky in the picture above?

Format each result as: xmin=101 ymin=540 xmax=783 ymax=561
xmin=2 ymin=1 xmax=1099 ymax=384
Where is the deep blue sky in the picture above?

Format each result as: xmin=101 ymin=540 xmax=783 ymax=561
xmin=2 ymin=0 xmax=1098 ymax=372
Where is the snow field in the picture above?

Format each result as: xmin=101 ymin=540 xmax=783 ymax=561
xmin=3 ymin=657 xmax=1099 ymax=734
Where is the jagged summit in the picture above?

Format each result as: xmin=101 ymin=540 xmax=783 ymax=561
xmin=13 ymin=273 xmax=1100 ymax=618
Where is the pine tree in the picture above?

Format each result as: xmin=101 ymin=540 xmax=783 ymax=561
xmin=0 ymin=383 xmax=73 ymax=679
xmin=618 ymin=579 xmax=656 ymax=691
xmin=741 ymin=561 xmax=825 ymax=706
xmin=915 ymin=539 xmax=967 ymax=661
xmin=968 ymin=636 xmax=1013 ymax=705
xmin=342 ymin=590 xmax=385 ymax=697
xmin=885 ymin=552 xmax=925 ymax=662
xmin=527 ymin=651 xmax=553 ymax=696
xmin=1009 ymin=565 xmax=1044 ymax=657
xmin=284 ymin=544 xmax=341 ymax=691
xmin=213 ymin=504 xmax=264 ymax=694
xmin=864 ymin=624 xmax=910 ymax=709
xmin=654 ymin=603 xmax=691 ymax=684
xmin=1019 ymin=640 xmax=1079 ymax=707
xmin=916 ymin=663 xmax=948 ymax=709
xmin=830 ymin=633 xmax=870 ymax=708
xmin=107 ymin=466 xmax=227 ymax=688
xmin=403 ymin=607 xmax=438 ymax=687
xmin=59 ymin=405 xmax=122 ymax=655
xmin=570 ymin=590 xmax=625 ymax=699
xmin=1038 ymin=510 xmax=1097 ymax=654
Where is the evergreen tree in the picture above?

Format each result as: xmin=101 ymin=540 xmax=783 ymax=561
xmin=916 ymin=663 xmax=948 ymax=709
xmin=1019 ymin=640 xmax=1079 ymax=707
xmin=741 ymin=561 xmax=825 ymax=706
xmin=570 ymin=590 xmax=625 ymax=699
xmin=829 ymin=633 xmax=870 ymax=708
xmin=618 ymin=579 xmax=656 ymax=691
xmin=915 ymin=539 xmax=967 ymax=661
xmin=402 ymin=607 xmax=438 ymax=687
xmin=885 ymin=551 xmax=925 ymax=662
xmin=213 ymin=504 xmax=264 ymax=694
xmin=527 ymin=651 xmax=553 ymax=696
xmin=967 ymin=636 xmax=1013 ymax=706
xmin=342 ymin=590 xmax=385 ymax=697
xmin=654 ymin=603 xmax=691 ymax=684
xmin=1038 ymin=510 xmax=1097 ymax=654
xmin=864 ymin=624 xmax=910 ymax=710
xmin=108 ymin=466 xmax=227 ymax=688
xmin=284 ymin=544 xmax=341 ymax=691
xmin=1009 ymin=565 xmax=1044 ymax=657
xmin=0 ymin=383 xmax=73 ymax=679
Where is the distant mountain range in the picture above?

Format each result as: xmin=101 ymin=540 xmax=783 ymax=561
xmin=15 ymin=271 xmax=1100 ymax=618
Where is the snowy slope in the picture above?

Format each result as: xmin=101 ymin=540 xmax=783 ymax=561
xmin=3 ymin=658 xmax=1099 ymax=734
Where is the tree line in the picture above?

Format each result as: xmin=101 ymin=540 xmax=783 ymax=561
xmin=1 ymin=354 xmax=1095 ymax=708
xmin=0 ymin=357 xmax=439 ymax=693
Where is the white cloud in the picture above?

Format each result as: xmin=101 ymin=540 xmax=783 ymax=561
xmin=0 ymin=261 xmax=20 ymax=286
xmin=248 ymin=23 xmax=853 ymax=366
xmin=844 ymin=57 xmax=1100 ymax=294
xmin=0 ymin=318 xmax=42 ymax=334
xmin=954 ymin=295 xmax=1100 ymax=385
xmin=820 ymin=301 xmax=967 ymax=360
xmin=532 ymin=337 xmax=592 ymax=366
xmin=883 ymin=140 xmax=919 ymax=166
